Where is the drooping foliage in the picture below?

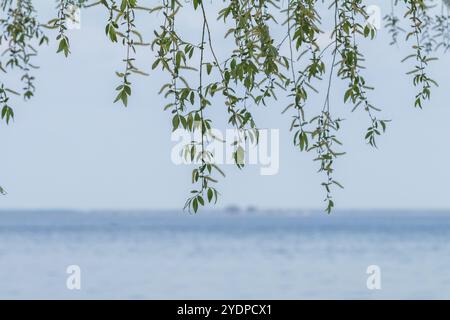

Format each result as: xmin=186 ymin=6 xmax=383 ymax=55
xmin=0 ymin=0 xmax=447 ymax=212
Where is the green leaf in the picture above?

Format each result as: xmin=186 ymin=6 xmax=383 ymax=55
xmin=207 ymin=188 xmax=213 ymax=202
xmin=192 ymin=198 xmax=198 ymax=213
xmin=206 ymin=63 xmax=212 ymax=75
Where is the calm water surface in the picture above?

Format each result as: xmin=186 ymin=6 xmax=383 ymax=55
xmin=0 ymin=210 xmax=449 ymax=299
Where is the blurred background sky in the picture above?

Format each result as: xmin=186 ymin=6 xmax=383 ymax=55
xmin=1 ymin=0 xmax=449 ymax=211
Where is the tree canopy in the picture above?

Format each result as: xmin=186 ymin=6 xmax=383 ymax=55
xmin=0 ymin=0 xmax=448 ymax=213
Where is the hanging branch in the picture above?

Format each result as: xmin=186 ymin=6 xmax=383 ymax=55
xmin=0 ymin=0 xmax=446 ymax=213
xmin=385 ymin=0 xmax=405 ymax=46
xmin=403 ymin=0 xmax=437 ymax=109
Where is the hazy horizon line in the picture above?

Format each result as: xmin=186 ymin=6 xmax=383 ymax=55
xmin=1 ymin=207 xmax=450 ymax=213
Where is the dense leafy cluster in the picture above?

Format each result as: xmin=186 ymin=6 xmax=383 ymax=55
xmin=0 ymin=0 xmax=448 ymax=211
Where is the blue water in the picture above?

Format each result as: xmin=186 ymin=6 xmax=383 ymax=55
xmin=0 ymin=210 xmax=449 ymax=299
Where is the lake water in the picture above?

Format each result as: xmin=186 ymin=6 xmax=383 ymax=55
xmin=0 ymin=210 xmax=449 ymax=299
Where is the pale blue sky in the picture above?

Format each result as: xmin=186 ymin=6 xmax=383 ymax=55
xmin=1 ymin=1 xmax=449 ymax=210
